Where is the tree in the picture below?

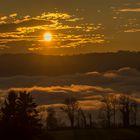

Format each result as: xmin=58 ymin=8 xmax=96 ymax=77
xmin=109 ymin=95 xmax=118 ymax=127
xmin=46 ymin=107 xmax=58 ymax=130
xmin=0 ymin=91 xmax=20 ymax=139
xmin=61 ymin=97 xmax=79 ymax=128
xmin=131 ymin=100 xmax=139 ymax=126
xmin=88 ymin=112 xmax=94 ymax=128
xmin=118 ymin=94 xmax=132 ymax=127
xmin=78 ymin=108 xmax=87 ymax=128
xmin=1 ymin=91 xmax=17 ymax=128
xmin=100 ymin=96 xmax=113 ymax=128
xmin=0 ymin=90 xmax=42 ymax=140
xmin=16 ymin=91 xmax=42 ymax=138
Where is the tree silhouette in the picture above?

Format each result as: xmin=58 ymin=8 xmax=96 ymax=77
xmin=110 ymin=95 xmax=118 ymax=128
xmin=0 ymin=91 xmax=19 ymax=139
xmin=16 ymin=91 xmax=42 ymax=139
xmin=0 ymin=90 xmax=42 ymax=140
xmin=100 ymin=96 xmax=113 ymax=128
xmin=130 ymin=99 xmax=139 ymax=126
xmin=78 ymin=108 xmax=87 ymax=128
xmin=46 ymin=107 xmax=58 ymax=130
xmin=61 ymin=97 xmax=79 ymax=128
xmin=118 ymin=94 xmax=132 ymax=127
xmin=1 ymin=90 xmax=17 ymax=128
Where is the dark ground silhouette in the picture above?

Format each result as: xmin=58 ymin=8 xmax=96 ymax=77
xmin=0 ymin=90 xmax=140 ymax=140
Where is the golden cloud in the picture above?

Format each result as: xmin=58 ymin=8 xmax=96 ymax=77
xmin=0 ymin=12 xmax=105 ymax=53
xmin=9 ymin=13 xmax=18 ymax=18
xmin=124 ymin=28 xmax=140 ymax=33
xmin=0 ymin=16 xmax=7 ymax=21
xmin=118 ymin=8 xmax=140 ymax=12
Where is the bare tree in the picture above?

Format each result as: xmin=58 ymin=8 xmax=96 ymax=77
xmin=61 ymin=97 xmax=79 ymax=128
xmin=109 ymin=95 xmax=118 ymax=127
xmin=118 ymin=94 xmax=132 ymax=127
xmin=77 ymin=109 xmax=94 ymax=128
xmin=79 ymin=108 xmax=87 ymax=128
xmin=87 ymin=112 xmax=93 ymax=128
xmin=46 ymin=107 xmax=58 ymax=130
xmin=100 ymin=96 xmax=113 ymax=128
xmin=131 ymin=100 xmax=139 ymax=126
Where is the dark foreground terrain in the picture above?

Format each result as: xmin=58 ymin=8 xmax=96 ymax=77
xmin=48 ymin=128 xmax=140 ymax=140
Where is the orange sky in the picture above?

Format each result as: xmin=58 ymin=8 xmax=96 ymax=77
xmin=0 ymin=0 xmax=139 ymax=55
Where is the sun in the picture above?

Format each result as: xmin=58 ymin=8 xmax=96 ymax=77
xmin=44 ymin=32 xmax=52 ymax=41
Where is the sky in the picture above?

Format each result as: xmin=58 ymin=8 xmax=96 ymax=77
xmin=0 ymin=0 xmax=139 ymax=55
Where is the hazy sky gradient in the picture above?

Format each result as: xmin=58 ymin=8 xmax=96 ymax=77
xmin=0 ymin=0 xmax=139 ymax=54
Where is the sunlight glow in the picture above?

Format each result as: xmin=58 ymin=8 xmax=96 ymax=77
xmin=44 ymin=32 xmax=52 ymax=41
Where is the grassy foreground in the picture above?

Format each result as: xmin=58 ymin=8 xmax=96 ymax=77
xmin=48 ymin=128 xmax=140 ymax=140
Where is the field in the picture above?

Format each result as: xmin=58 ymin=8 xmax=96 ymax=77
xmin=48 ymin=128 xmax=140 ymax=140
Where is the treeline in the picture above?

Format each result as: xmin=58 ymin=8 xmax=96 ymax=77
xmin=45 ymin=94 xmax=140 ymax=129
xmin=0 ymin=91 xmax=43 ymax=140
xmin=0 ymin=91 xmax=139 ymax=140
xmin=0 ymin=51 xmax=140 ymax=76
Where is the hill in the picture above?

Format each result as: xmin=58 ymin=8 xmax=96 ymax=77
xmin=0 ymin=51 xmax=140 ymax=76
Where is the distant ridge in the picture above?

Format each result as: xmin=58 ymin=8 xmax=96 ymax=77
xmin=0 ymin=51 xmax=140 ymax=77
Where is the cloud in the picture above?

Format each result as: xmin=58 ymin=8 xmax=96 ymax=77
xmin=0 ymin=0 xmax=140 ymax=53
xmin=6 ymin=85 xmax=113 ymax=105
xmin=0 ymin=67 xmax=140 ymax=108
xmin=9 ymin=13 xmax=18 ymax=18
xmin=0 ymin=16 xmax=8 ymax=21
xmin=1 ymin=67 xmax=140 ymax=125
xmin=118 ymin=8 xmax=140 ymax=12
xmin=124 ymin=29 xmax=140 ymax=33
xmin=39 ymin=12 xmax=72 ymax=20
xmin=0 ymin=12 xmax=104 ymax=53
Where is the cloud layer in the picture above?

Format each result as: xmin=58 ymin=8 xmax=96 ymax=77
xmin=0 ymin=67 xmax=140 ymax=109
xmin=0 ymin=0 xmax=140 ymax=53
xmin=0 ymin=12 xmax=104 ymax=54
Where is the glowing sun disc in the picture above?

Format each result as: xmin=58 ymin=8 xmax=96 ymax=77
xmin=44 ymin=32 xmax=52 ymax=41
